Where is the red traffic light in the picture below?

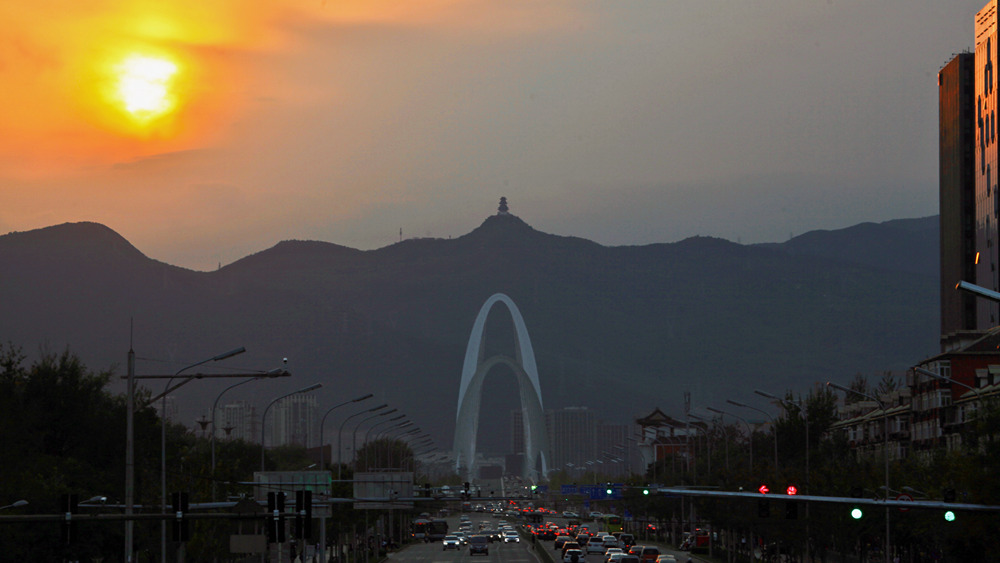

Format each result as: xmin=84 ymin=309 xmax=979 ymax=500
xmin=758 ymin=484 xmax=769 ymax=494
xmin=786 ymin=485 xmax=798 ymax=496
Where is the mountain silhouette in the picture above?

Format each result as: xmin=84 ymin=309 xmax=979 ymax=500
xmin=0 ymin=215 xmax=939 ymax=454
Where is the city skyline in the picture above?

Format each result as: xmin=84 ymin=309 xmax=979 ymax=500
xmin=1 ymin=1 xmax=986 ymax=271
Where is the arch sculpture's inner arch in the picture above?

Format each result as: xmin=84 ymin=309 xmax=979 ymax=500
xmin=453 ymin=293 xmax=548 ymax=482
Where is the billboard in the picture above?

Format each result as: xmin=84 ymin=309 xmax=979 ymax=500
xmin=353 ymin=472 xmax=414 ymax=510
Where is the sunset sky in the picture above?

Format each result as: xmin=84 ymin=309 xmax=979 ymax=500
xmin=0 ymin=1 xmax=985 ymax=270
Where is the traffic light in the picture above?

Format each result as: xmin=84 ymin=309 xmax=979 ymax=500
xmin=785 ymin=485 xmax=798 ymax=496
xmin=757 ymin=499 xmax=770 ymax=518
xmin=785 ymin=501 xmax=797 ymax=520
xmin=944 ymin=510 xmax=957 ymax=522
xmin=605 ymin=483 xmax=613 ymax=496
xmin=642 ymin=488 xmax=650 ymax=495
xmin=60 ymin=493 xmax=78 ymax=546
xmin=171 ymin=492 xmax=190 ymax=542
xmin=295 ymin=490 xmax=312 ymax=540
xmin=850 ymin=507 xmax=863 ymax=520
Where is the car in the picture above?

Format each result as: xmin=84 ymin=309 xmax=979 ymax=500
xmin=655 ymin=556 xmax=677 ymax=563
xmin=588 ymin=511 xmax=603 ymax=519
xmin=618 ymin=534 xmax=635 ymax=548
xmin=554 ymin=535 xmax=574 ymax=549
xmin=586 ymin=536 xmax=606 ymax=554
xmin=443 ymin=536 xmax=461 ymax=550
xmin=469 ymin=535 xmax=489 ymax=555
xmin=454 ymin=531 xmax=469 ymax=545
xmin=604 ymin=548 xmax=624 ymax=562
xmin=503 ymin=530 xmax=520 ymax=543
xmin=562 ymin=510 xmax=580 ymax=518
xmin=563 ymin=549 xmax=585 ymax=563
xmin=561 ymin=542 xmax=581 ymax=557
xmin=618 ymin=556 xmax=641 ymax=563
xmin=602 ymin=535 xmax=619 ymax=549
xmin=638 ymin=546 xmax=660 ymax=563
xmin=607 ymin=554 xmax=629 ymax=563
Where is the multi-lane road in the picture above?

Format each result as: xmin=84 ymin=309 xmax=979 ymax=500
xmin=387 ymin=530 xmax=539 ymax=563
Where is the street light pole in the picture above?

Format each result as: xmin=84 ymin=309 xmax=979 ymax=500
xmin=338 ymin=404 xmax=388 ymax=480
xmin=755 ymin=389 xmax=809 ymax=493
xmin=706 ymin=406 xmax=752 ymax=473
xmin=160 ymin=346 xmax=245 ymax=563
xmin=727 ymin=399 xmax=778 ymax=479
xmin=260 ymin=383 xmax=323 ymax=473
xmin=319 ymin=394 xmax=374 ymax=469
xmin=353 ymin=409 xmax=398 ymax=471
xmin=210 ymin=369 xmax=290 ymax=500
xmin=828 ymin=381 xmax=890 ymax=563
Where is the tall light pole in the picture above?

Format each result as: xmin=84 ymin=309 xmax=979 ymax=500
xmin=260 ymin=383 xmax=323 ymax=472
xmin=353 ymin=408 xmax=397 ymax=470
xmin=695 ymin=412 xmax=728 ymax=472
xmin=361 ymin=415 xmax=406 ymax=470
xmin=210 ymin=368 xmax=290 ymax=500
xmin=829 ymin=381 xmax=890 ymax=563
xmin=160 ymin=346 xmax=245 ymax=563
xmin=319 ymin=394 xmax=374 ymax=468
xmin=914 ymin=366 xmax=985 ymax=405
xmin=755 ymin=389 xmax=809 ymax=493
xmin=727 ymin=399 xmax=778 ymax=479
xmin=338 ymin=404 xmax=388 ymax=480
xmin=707 ymin=406 xmax=752 ymax=473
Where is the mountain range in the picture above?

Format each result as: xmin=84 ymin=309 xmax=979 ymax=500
xmin=0 ymin=213 xmax=940 ymax=454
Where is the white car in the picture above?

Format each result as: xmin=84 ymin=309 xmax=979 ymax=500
xmin=588 ymin=511 xmax=603 ymax=519
xmin=586 ymin=537 xmax=606 ymax=554
xmin=564 ymin=549 xmax=585 ymax=563
xmin=602 ymin=535 xmax=619 ymax=549
xmin=604 ymin=548 xmax=624 ymax=562
xmin=562 ymin=510 xmax=580 ymax=518
xmin=443 ymin=536 xmax=461 ymax=550
xmin=503 ymin=531 xmax=520 ymax=543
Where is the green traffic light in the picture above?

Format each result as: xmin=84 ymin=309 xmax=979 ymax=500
xmin=944 ymin=510 xmax=956 ymax=522
xmin=643 ymin=489 xmax=649 ymax=495
xmin=851 ymin=507 xmax=863 ymax=520
xmin=530 ymin=485 xmax=537 ymax=491
xmin=606 ymin=489 xmax=613 ymax=495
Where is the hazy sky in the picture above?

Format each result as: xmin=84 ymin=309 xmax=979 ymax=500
xmin=0 ymin=0 xmax=986 ymax=270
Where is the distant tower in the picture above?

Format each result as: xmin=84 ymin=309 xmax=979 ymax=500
xmin=498 ymin=197 xmax=509 ymax=215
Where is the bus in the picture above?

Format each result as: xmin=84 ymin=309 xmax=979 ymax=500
xmin=602 ymin=514 xmax=623 ymax=533
xmin=427 ymin=519 xmax=449 ymax=541
xmin=411 ymin=519 xmax=431 ymax=541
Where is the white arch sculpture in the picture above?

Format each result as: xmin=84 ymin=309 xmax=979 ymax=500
xmin=453 ymin=293 xmax=549 ymax=482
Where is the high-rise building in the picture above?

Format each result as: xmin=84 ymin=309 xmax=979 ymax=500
xmin=939 ymin=2 xmax=1000 ymax=340
xmin=271 ymin=393 xmax=319 ymax=448
xmin=975 ymin=1 xmax=1000 ymax=328
xmin=545 ymin=407 xmax=597 ymax=470
xmin=217 ymin=401 xmax=259 ymax=443
xmin=939 ymin=52 xmax=977 ymax=338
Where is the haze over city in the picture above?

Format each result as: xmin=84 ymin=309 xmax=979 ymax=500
xmin=1 ymin=1 xmax=981 ymax=271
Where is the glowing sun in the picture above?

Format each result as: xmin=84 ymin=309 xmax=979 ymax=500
xmin=115 ymin=55 xmax=178 ymax=121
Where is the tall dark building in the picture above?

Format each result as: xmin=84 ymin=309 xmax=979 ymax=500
xmin=939 ymin=52 xmax=978 ymax=338
xmin=975 ymin=1 xmax=1000 ymax=329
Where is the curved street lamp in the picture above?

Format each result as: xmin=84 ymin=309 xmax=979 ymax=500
xmin=260 ymin=383 xmax=323 ymax=472
xmin=726 ymin=398 xmax=778 ymax=478
xmin=337 ymin=404 xmax=388 ymax=479
xmin=161 ymin=346 xmax=245 ymax=563
xmin=755 ymin=389 xmax=809 ymax=493
xmin=210 ymin=368 xmax=289 ymax=500
xmin=0 ymin=500 xmax=27 ymax=510
xmin=706 ymin=406 xmax=753 ymax=473
xmin=828 ymin=381 xmax=891 ymax=563
xmin=353 ymin=409 xmax=398 ymax=470
xmin=319 ymin=393 xmax=374 ymax=469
